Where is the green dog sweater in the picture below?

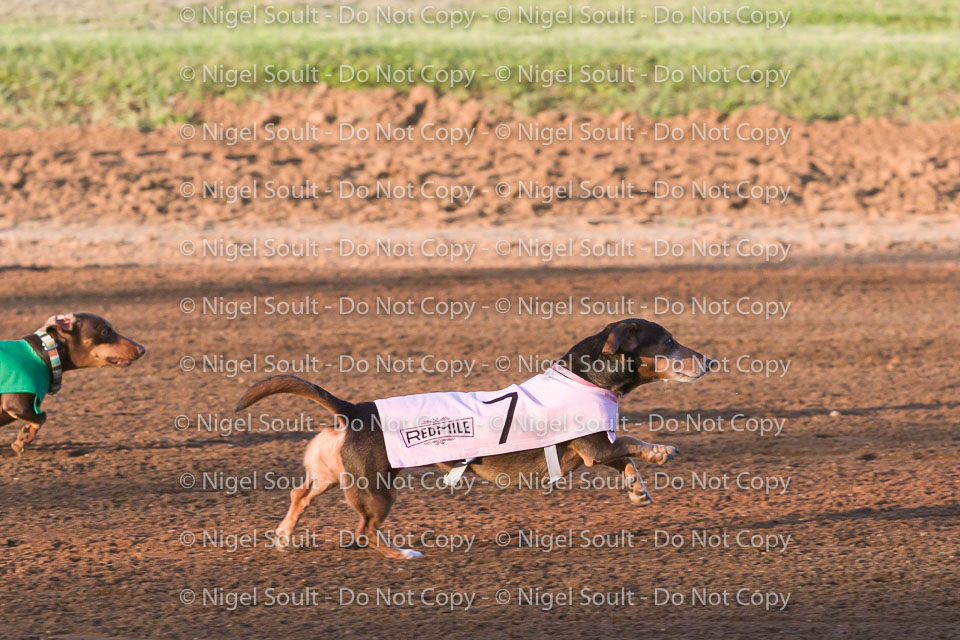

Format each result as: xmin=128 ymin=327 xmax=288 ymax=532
xmin=0 ymin=340 xmax=51 ymax=414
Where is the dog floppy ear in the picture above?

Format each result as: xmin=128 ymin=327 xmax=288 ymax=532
xmin=602 ymin=323 xmax=638 ymax=355
xmin=42 ymin=313 xmax=77 ymax=336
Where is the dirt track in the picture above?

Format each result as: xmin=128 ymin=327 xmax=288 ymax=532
xmin=1 ymin=257 xmax=958 ymax=639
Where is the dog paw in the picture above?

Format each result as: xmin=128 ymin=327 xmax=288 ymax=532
xmin=399 ymin=549 xmax=423 ymax=559
xmin=271 ymin=531 xmax=296 ymax=551
xmin=645 ymin=444 xmax=678 ymax=465
xmin=625 ymin=471 xmax=653 ymax=506
xmin=10 ymin=441 xmax=24 ymax=457
xmin=628 ymin=488 xmax=652 ymax=506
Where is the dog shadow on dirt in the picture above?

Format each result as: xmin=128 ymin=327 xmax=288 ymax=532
xmin=625 ymin=401 xmax=960 ymax=425
xmin=741 ymin=504 xmax=960 ymax=529
xmin=0 ymin=426 xmax=318 ymax=461
xmin=9 ymin=398 xmax=958 ymax=458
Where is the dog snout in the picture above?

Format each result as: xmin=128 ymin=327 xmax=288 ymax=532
xmin=121 ymin=336 xmax=146 ymax=360
xmin=691 ymin=355 xmax=715 ymax=377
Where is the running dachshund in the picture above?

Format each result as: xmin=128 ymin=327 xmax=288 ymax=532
xmin=1 ymin=313 xmax=146 ymax=455
xmin=236 ymin=318 xmax=713 ymax=559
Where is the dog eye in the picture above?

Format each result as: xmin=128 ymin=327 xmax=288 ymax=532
xmin=665 ymin=337 xmax=675 ymax=346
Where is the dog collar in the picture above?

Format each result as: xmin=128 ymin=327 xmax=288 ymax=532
xmin=34 ymin=330 xmax=62 ymax=394
xmin=550 ymin=362 xmax=619 ymax=398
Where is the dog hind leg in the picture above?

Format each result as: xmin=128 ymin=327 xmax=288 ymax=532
xmin=274 ymin=428 xmax=345 ymax=549
xmin=274 ymin=480 xmax=335 ymax=550
xmin=345 ymin=478 xmax=420 ymax=560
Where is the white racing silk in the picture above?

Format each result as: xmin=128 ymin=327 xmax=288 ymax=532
xmin=375 ymin=363 xmax=619 ymax=469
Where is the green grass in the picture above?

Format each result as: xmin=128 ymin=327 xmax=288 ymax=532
xmin=2 ymin=0 xmax=958 ymax=30
xmin=0 ymin=1 xmax=958 ymax=127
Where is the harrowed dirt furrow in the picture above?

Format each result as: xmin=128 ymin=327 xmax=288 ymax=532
xmin=1 ymin=87 xmax=959 ymax=229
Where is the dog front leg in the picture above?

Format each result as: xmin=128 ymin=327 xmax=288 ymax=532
xmin=2 ymin=395 xmax=46 ymax=456
xmin=11 ymin=413 xmax=46 ymax=456
xmin=613 ymin=436 xmax=677 ymax=465
xmin=600 ymin=457 xmax=654 ymax=506
xmin=0 ymin=411 xmax=16 ymax=429
xmin=573 ymin=435 xmax=671 ymax=506
xmin=573 ymin=433 xmax=677 ymax=467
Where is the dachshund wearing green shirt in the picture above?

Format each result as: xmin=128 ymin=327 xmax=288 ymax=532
xmin=0 ymin=313 xmax=145 ymax=455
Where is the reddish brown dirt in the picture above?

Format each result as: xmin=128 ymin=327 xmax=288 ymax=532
xmin=1 ymin=87 xmax=959 ymax=227
xmin=1 ymin=258 xmax=958 ymax=639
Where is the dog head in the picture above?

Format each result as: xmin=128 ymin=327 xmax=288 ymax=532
xmin=41 ymin=313 xmax=146 ymax=369
xmin=559 ymin=318 xmax=713 ymax=396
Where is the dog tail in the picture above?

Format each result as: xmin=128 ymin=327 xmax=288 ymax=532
xmin=235 ymin=375 xmax=351 ymax=427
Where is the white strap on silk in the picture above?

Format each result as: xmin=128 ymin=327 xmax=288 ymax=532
xmin=443 ymin=449 xmax=564 ymax=487
xmin=34 ymin=330 xmax=63 ymax=395
xmin=442 ymin=458 xmax=474 ymax=487
xmin=544 ymin=445 xmax=563 ymax=484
